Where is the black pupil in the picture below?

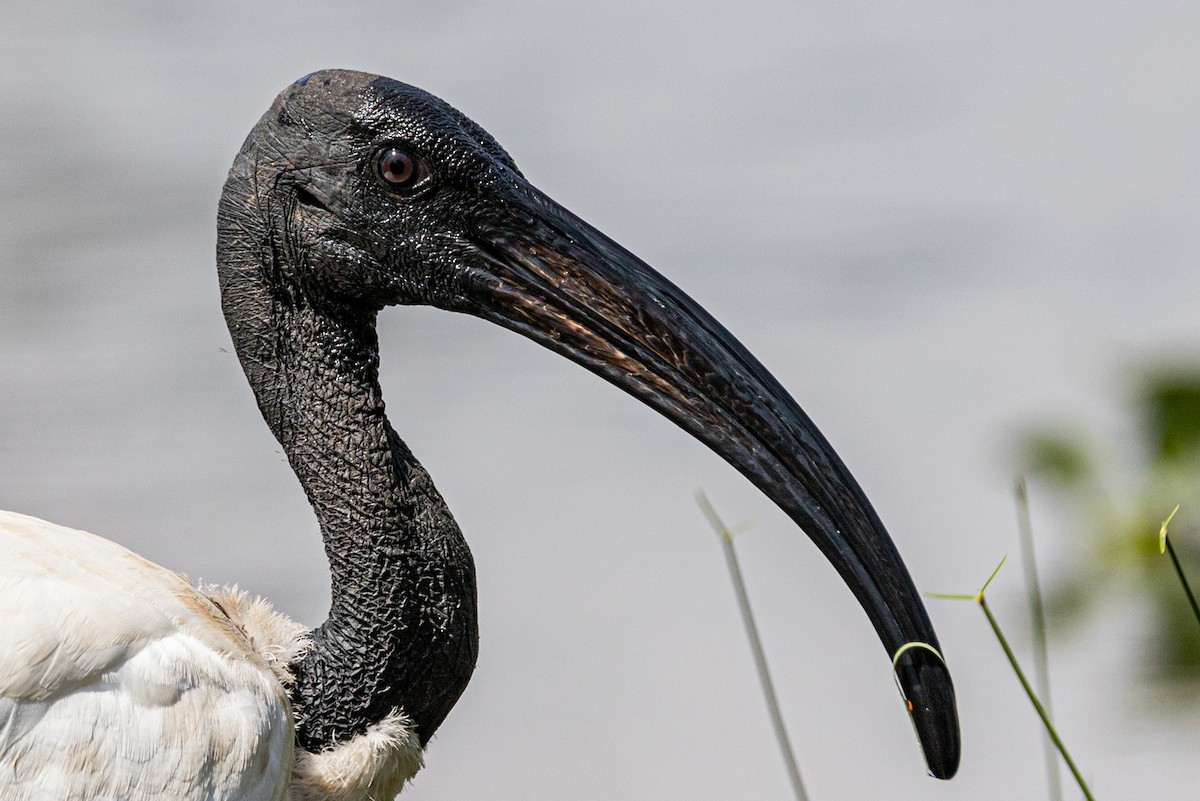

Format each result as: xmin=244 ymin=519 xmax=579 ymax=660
xmin=380 ymin=149 xmax=416 ymax=185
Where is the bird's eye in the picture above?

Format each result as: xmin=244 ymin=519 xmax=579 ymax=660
xmin=375 ymin=147 xmax=426 ymax=191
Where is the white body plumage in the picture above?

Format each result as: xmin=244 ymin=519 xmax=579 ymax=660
xmin=0 ymin=511 xmax=423 ymax=801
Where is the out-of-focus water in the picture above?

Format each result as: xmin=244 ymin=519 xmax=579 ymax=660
xmin=3 ymin=3 xmax=1199 ymax=798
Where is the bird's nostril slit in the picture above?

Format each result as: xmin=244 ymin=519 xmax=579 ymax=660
xmin=295 ymin=185 xmax=329 ymax=212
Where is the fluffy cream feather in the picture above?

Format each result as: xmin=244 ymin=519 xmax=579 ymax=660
xmin=289 ymin=711 xmax=423 ymax=801
xmin=0 ymin=512 xmax=425 ymax=801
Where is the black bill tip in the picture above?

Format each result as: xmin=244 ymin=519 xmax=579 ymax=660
xmin=462 ymin=183 xmax=963 ymax=779
xmin=893 ymin=642 xmax=961 ymax=779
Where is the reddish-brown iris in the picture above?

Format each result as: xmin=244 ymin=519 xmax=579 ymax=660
xmin=376 ymin=148 xmax=422 ymax=189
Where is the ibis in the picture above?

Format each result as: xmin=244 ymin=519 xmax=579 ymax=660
xmin=0 ymin=69 xmax=960 ymax=800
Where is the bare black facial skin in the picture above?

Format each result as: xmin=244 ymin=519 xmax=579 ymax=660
xmin=216 ymin=69 xmax=960 ymax=779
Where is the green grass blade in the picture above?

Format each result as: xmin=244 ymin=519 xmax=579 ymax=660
xmin=697 ymin=492 xmax=810 ymax=801
xmin=931 ymin=560 xmax=1095 ymax=801
xmin=978 ymin=598 xmax=1094 ymax=801
xmin=1160 ymin=505 xmax=1200 ymax=630
xmin=1015 ymin=477 xmax=1062 ymax=801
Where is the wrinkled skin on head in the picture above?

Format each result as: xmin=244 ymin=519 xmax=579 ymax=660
xmin=216 ymin=69 xmax=960 ymax=778
xmin=225 ymin=71 xmax=526 ymax=311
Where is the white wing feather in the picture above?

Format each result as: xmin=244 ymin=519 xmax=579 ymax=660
xmin=0 ymin=511 xmax=293 ymax=801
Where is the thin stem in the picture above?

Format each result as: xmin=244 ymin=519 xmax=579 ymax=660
xmin=697 ymin=492 xmax=810 ymax=801
xmin=1160 ymin=506 xmax=1200 ymax=630
xmin=1014 ymin=477 xmax=1061 ymax=801
xmin=932 ymin=559 xmax=1095 ymax=801
xmin=978 ymin=597 xmax=1094 ymax=801
xmin=1164 ymin=539 xmax=1200 ymax=627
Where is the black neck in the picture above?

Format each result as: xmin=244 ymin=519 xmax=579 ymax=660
xmin=217 ymin=196 xmax=478 ymax=750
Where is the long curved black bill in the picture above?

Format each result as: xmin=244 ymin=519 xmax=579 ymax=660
xmin=456 ymin=183 xmax=961 ymax=779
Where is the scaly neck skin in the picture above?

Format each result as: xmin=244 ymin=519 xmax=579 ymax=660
xmin=217 ymin=209 xmax=479 ymax=752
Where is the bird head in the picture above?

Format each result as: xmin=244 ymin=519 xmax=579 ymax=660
xmin=218 ymin=69 xmax=960 ymax=780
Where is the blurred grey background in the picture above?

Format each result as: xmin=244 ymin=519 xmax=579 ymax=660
xmin=3 ymin=2 xmax=1199 ymax=798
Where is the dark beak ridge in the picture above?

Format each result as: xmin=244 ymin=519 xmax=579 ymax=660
xmin=455 ymin=184 xmax=961 ymax=779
